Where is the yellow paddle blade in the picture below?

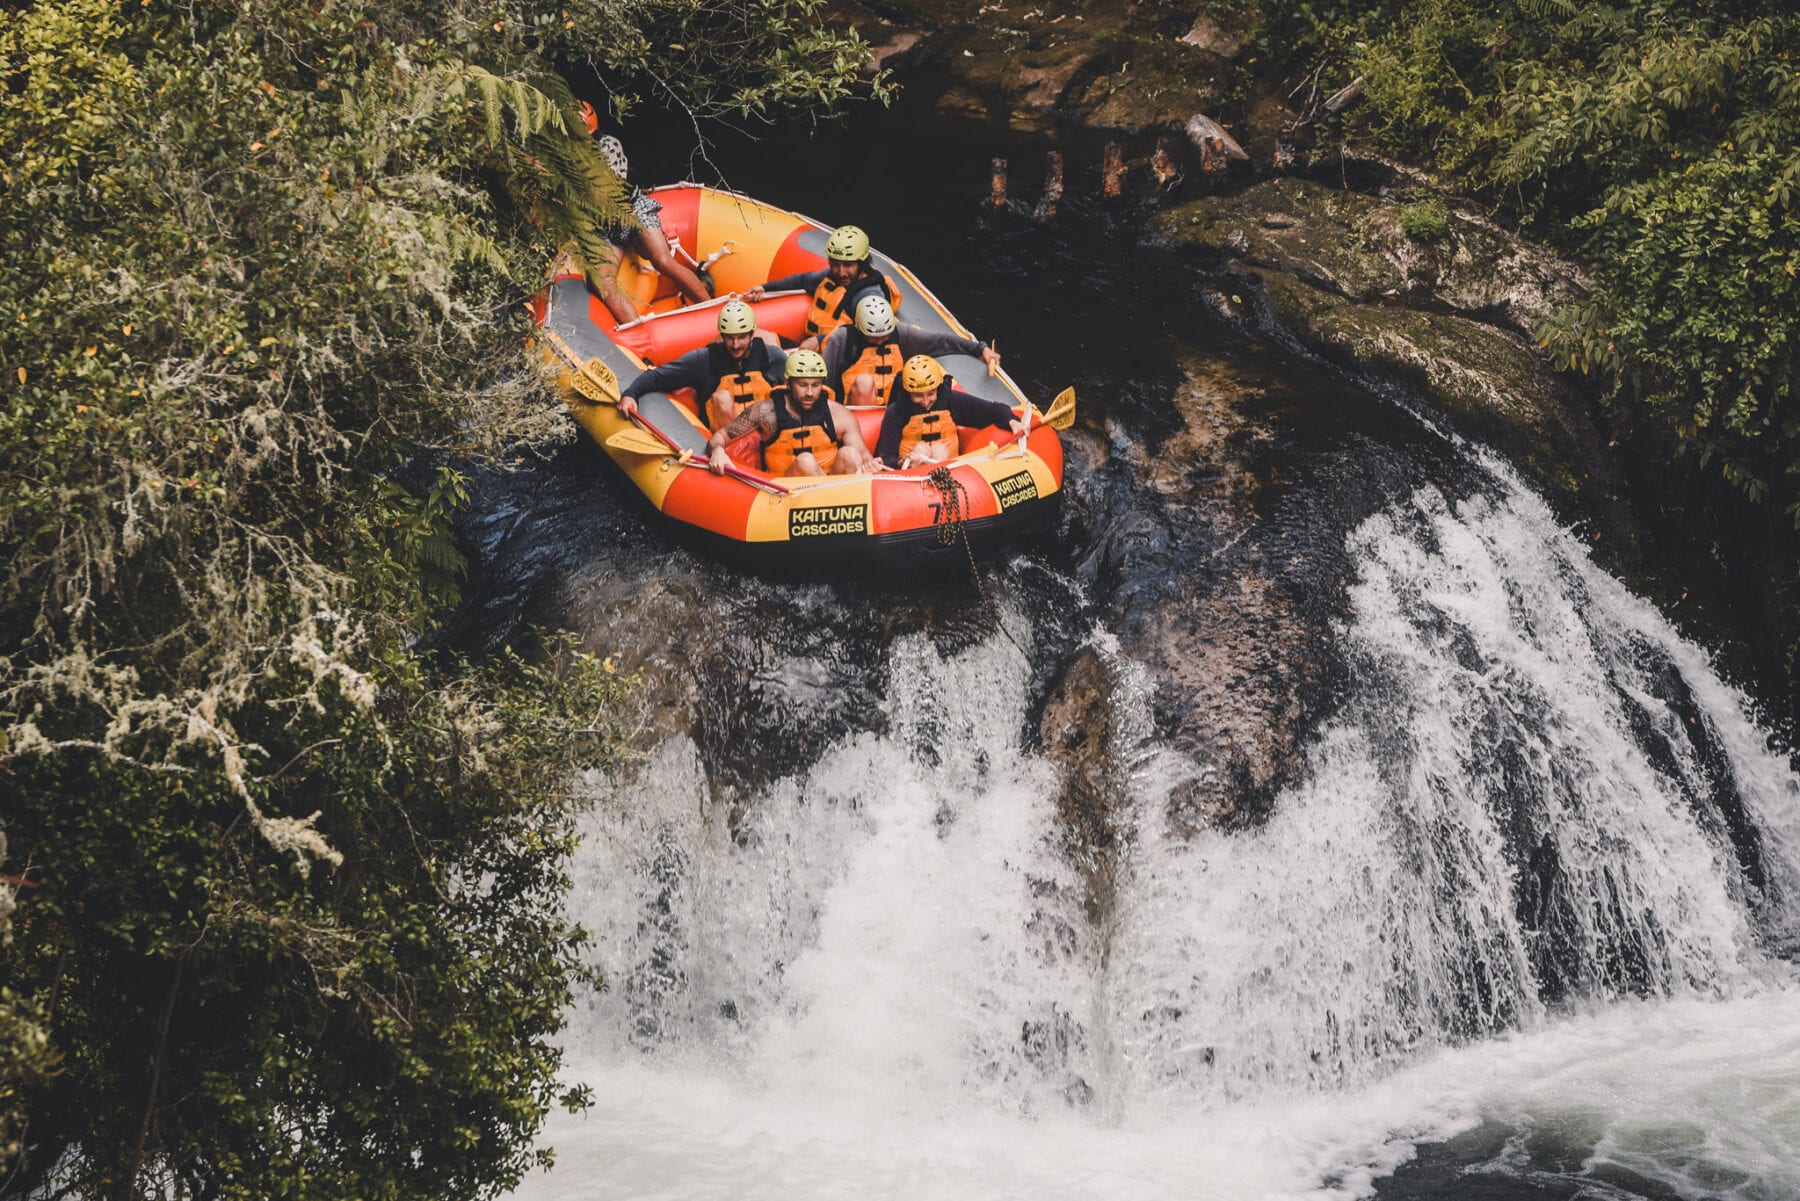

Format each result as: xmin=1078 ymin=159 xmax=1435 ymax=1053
xmin=1043 ymin=386 xmax=1076 ymax=430
xmin=604 ymin=427 xmax=674 ymax=455
xmin=988 ymin=338 xmax=999 ymax=377
xmin=571 ymin=357 xmax=620 ymax=404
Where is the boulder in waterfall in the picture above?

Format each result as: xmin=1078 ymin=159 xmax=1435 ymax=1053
xmin=1039 ymin=647 xmax=1122 ymax=922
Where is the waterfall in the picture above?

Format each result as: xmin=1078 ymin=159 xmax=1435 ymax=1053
xmin=1105 ymin=452 xmax=1800 ymax=1115
xmin=523 ymin=455 xmax=1800 ymax=1200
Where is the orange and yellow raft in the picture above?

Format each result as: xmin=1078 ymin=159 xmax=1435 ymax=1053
xmin=530 ymin=185 xmax=1065 ymax=568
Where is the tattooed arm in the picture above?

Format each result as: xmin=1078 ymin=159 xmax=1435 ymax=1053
xmin=705 ymin=401 xmax=777 ymax=474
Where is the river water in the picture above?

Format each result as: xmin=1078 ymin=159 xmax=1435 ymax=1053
xmin=485 ymin=95 xmax=1800 ymax=1199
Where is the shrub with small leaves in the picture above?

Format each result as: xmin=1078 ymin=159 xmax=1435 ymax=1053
xmin=1399 ymin=197 xmax=1451 ymax=241
xmin=0 ymin=0 xmax=878 ymax=1195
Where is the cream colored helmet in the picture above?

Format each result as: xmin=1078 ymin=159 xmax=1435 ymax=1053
xmin=854 ymin=294 xmax=897 ymax=338
xmin=717 ymin=298 xmax=757 ymax=336
xmin=785 ymin=349 xmax=829 ymax=380
xmin=824 ymin=225 xmax=871 ymax=262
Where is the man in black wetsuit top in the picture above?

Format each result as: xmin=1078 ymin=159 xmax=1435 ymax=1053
xmin=619 ymin=299 xmax=787 ymax=431
xmin=743 ymin=225 xmax=899 ymax=351
xmin=873 ymin=355 xmax=1028 ymax=471
xmin=823 ymin=294 xmax=1001 ymax=407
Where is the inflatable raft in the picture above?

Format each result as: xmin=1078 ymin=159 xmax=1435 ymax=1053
xmin=531 ymin=185 xmax=1066 ymax=570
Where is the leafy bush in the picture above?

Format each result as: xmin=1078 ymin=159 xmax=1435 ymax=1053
xmin=0 ymin=0 xmax=878 ymax=1195
xmin=1400 ymin=197 xmax=1451 ymax=241
xmin=1264 ymin=1 xmax=1800 ymax=514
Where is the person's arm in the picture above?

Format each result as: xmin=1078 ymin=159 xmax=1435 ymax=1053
xmin=705 ymin=401 xmax=776 ymax=474
xmin=873 ymin=404 xmax=908 ymax=466
xmin=898 ymin=325 xmax=998 ymax=369
xmin=821 ymin=329 xmax=853 ymax=398
xmin=945 ymin=388 xmax=1024 ymax=433
xmin=763 ymin=344 xmax=788 ymax=383
xmin=629 ymin=226 xmax=712 ymax=305
xmin=746 ymin=269 xmax=823 ymax=302
xmin=619 ymin=347 xmax=710 ymax=416
xmin=831 ymin=401 xmax=874 ymax=463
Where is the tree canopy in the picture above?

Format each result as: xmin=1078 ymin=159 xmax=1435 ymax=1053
xmin=1265 ymin=0 xmax=1800 ymax=513
xmin=0 ymin=0 xmax=880 ymax=1195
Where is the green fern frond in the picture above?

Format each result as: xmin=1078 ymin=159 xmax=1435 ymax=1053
xmin=1511 ymin=0 xmax=1579 ymax=21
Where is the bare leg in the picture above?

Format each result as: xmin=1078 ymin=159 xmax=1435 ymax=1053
xmin=785 ymin=452 xmax=826 ymax=478
xmin=707 ymin=388 xmax=740 ymax=432
xmin=587 ymin=242 xmax=639 ymax=324
xmin=912 ymin=442 xmax=952 ymax=467
xmin=831 ymin=444 xmax=873 ymax=474
xmin=630 ymin=228 xmax=712 ymax=305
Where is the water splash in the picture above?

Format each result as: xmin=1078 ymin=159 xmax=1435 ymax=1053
xmin=525 ymin=458 xmax=1800 ymax=1199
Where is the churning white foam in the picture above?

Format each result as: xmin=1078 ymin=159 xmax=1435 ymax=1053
xmin=519 ymin=459 xmax=1800 ymax=1200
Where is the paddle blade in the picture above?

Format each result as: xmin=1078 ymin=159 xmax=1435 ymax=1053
xmin=572 ymin=357 xmax=620 ymax=404
xmin=604 ymin=427 xmax=673 ymax=456
xmin=1044 ymin=386 xmax=1076 ymax=430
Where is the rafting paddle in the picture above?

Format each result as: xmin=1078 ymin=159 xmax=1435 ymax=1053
xmin=986 ymin=386 xmax=1075 ymax=458
xmin=603 ymin=428 xmax=792 ymax=495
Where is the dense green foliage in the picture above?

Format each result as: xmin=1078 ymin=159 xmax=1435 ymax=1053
xmin=1265 ymin=0 xmax=1800 ymax=511
xmin=0 ymin=0 xmax=877 ymax=1196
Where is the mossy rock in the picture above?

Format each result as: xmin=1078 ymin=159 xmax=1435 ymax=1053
xmin=1065 ymin=38 xmax=1231 ymax=132
xmin=1158 ymin=177 xmax=1585 ymax=333
xmin=1250 ymin=267 xmax=1611 ymax=507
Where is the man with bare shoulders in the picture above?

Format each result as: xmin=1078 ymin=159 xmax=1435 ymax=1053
xmin=704 ymin=350 xmax=875 ymax=478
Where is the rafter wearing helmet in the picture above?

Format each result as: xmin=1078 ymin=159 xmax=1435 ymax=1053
xmin=873 ymin=355 xmax=1030 ymax=471
xmin=585 ymin=132 xmax=713 ymax=322
xmin=743 ymin=224 xmax=901 ymax=351
xmin=619 ymin=298 xmax=787 ymax=429
xmin=702 ymin=349 xmax=877 ymax=478
xmin=823 ymin=294 xmax=1001 ymax=407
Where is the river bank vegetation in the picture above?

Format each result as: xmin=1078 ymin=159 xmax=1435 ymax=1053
xmin=0 ymin=0 xmax=877 ymax=1195
xmin=1255 ymin=1 xmax=1800 ymax=509
xmin=1257 ymin=0 xmax=1800 ymax=678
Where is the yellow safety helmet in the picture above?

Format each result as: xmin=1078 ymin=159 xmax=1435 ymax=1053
xmin=785 ymin=349 xmax=829 ymax=380
xmin=854 ymin=294 xmax=897 ymax=338
xmin=901 ymin=354 xmax=945 ymax=394
xmin=717 ymin=298 xmax=757 ymax=336
xmin=825 ymin=225 xmax=871 ymax=262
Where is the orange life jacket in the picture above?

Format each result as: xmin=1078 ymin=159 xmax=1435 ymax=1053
xmin=843 ymin=339 xmax=906 ymax=406
xmin=763 ymin=389 xmax=841 ymax=475
xmin=898 ymin=407 xmax=960 ymax=461
xmin=804 ymin=272 xmax=901 ymax=341
xmin=704 ymin=341 xmax=777 ymax=429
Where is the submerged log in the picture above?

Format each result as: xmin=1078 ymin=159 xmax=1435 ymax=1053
xmin=1151 ymin=137 xmax=1181 ymax=187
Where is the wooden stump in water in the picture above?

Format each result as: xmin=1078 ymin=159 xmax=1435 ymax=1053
xmin=1102 ymin=143 xmax=1124 ymax=199
xmin=1032 ymin=151 xmax=1064 ymax=221
xmin=1152 ymin=136 xmax=1181 ymax=187
xmin=989 ymin=157 xmax=1008 ymax=209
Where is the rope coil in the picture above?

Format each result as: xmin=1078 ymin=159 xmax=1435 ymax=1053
xmin=925 ymin=465 xmax=988 ymax=605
